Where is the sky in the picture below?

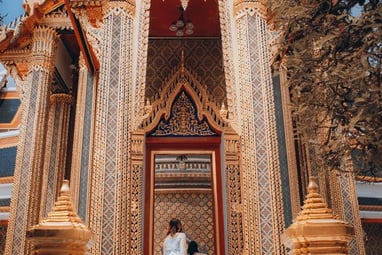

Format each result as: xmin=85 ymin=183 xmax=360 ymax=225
xmin=0 ymin=0 xmax=24 ymax=89
xmin=0 ymin=0 xmax=24 ymax=25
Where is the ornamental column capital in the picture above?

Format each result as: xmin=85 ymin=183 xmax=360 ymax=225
xmin=31 ymin=26 xmax=59 ymax=70
xmin=49 ymin=93 xmax=73 ymax=106
xmin=233 ymin=0 xmax=267 ymax=19
xmin=69 ymin=0 xmax=136 ymax=28
xmin=106 ymin=0 xmax=136 ymax=16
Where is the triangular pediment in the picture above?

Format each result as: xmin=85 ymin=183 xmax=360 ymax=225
xmin=141 ymin=68 xmax=228 ymax=136
xmin=148 ymin=90 xmax=219 ymax=137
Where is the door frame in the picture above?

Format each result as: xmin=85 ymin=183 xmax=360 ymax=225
xmin=143 ymin=136 xmax=226 ymax=255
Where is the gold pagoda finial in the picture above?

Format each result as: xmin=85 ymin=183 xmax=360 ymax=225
xmin=41 ymin=179 xmax=82 ymax=224
xmin=282 ymin=176 xmax=354 ymax=254
xmin=181 ymin=49 xmax=185 ymax=78
xmin=297 ymin=176 xmax=337 ymax=221
xmin=27 ymin=180 xmax=92 ymax=254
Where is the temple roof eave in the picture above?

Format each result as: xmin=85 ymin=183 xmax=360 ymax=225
xmin=0 ymin=0 xmax=99 ymax=75
xmin=0 ymin=0 xmax=57 ymax=52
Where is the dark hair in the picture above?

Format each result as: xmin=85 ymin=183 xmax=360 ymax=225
xmin=187 ymin=241 xmax=199 ymax=255
xmin=166 ymin=218 xmax=182 ymax=236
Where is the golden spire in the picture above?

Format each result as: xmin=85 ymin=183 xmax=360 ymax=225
xmin=41 ymin=180 xmax=83 ymax=224
xmin=297 ymin=176 xmax=337 ymax=221
xmin=27 ymin=180 xmax=92 ymax=254
xmin=282 ymin=176 xmax=354 ymax=254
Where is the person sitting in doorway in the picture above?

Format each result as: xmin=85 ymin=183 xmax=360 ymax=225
xmin=163 ymin=218 xmax=187 ymax=255
xmin=187 ymin=240 xmax=207 ymax=255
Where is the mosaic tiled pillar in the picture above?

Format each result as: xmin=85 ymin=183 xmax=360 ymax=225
xmin=223 ymin=129 xmax=244 ymax=254
xmin=279 ymin=70 xmax=301 ymax=219
xmin=88 ymin=3 xmax=136 ymax=254
xmin=4 ymin=26 xmax=58 ymax=255
xmin=328 ymin=168 xmax=365 ymax=255
xmin=218 ymin=0 xmax=237 ymax=124
xmin=70 ymin=53 xmax=94 ymax=220
xmin=129 ymin=131 xmax=144 ymax=254
xmin=40 ymin=93 xmax=72 ymax=218
xmin=234 ymin=3 xmax=285 ymax=254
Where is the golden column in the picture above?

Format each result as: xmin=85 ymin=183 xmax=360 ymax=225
xmin=87 ymin=2 xmax=137 ymax=254
xmin=233 ymin=1 xmax=285 ymax=254
xmin=27 ymin=180 xmax=92 ymax=255
xmin=40 ymin=93 xmax=73 ymax=218
xmin=5 ymin=26 xmax=59 ymax=255
xmin=326 ymin=165 xmax=366 ymax=254
xmin=69 ymin=53 xmax=94 ymax=218
xmin=282 ymin=177 xmax=354 ymax=254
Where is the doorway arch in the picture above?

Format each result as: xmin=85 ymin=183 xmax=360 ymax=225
xmin=133 ymin=67 xmax=243 ymax=254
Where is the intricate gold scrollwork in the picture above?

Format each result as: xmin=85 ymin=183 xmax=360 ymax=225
xmin=150 ymin=91 xmax=218 ymax=137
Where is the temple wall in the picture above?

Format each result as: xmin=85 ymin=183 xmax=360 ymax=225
xmin=154 ymin=192 xmax=214 ymax=255
xmin=146 ymin=39 xmax=226 ymax=105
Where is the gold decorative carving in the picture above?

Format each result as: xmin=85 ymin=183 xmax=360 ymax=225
xmin=133 ymin=0 xmax=151 ymax=129
xmin=223 ymin=129 xmax=244 ymax=254
xmin=88 ymin=5 xmax=136 ymax=253
xmin=0 ymin=50 xmax=32 ymax=80
xmin=85 ymin=5 xmax=103 ymax=28
xmin=49 ymin=93 xmax=72 ymax=105
xmin=131 ymin=131 xmax=145 ymax=157
xmin=220 ymin=102 xmax=228 ymax=120
xmin=150 ymin=91 xmax=218 ymax=136
xmin=143 ymin=99 xmax=152 ymax=116
xmin=129 ymin=131 xmax=144 ymax=254
xmin=27 ymin=180 xmax=92 ymax=255
xmin=218 ymin=0 xmax=237 ymax=127
xmin=31 ymin=26 xmax=59 ymax=70
xmin=233 ymin=0 xmax=268 ymax=20
xmin=141 ymin=68 xmax=228 ymax=134
xmin=282 ymin=176 xmax=354 ymax=254
xmin=41 ymin=92 xmax=72 ymax=218
xmin=39 ymin=7 xmax=73 ymax=30
xmin=107 ymin=1 xmax=136 ymax=17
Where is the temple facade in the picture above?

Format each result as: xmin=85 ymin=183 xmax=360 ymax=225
xmin=0 ymin=0 xmax=381 ymax=254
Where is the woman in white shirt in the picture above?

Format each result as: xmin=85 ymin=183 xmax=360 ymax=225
xmin=163 ymin=218 xmax=187 ymax=255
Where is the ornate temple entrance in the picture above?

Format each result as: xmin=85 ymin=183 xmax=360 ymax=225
xmin=135 ymin=66 xmax=242 ymax=254
xmin=0 ymin=1 xmax=369 ymax=254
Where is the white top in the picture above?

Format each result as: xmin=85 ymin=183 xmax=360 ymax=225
xmin=163 ymin=232 xmax=187 ymax=255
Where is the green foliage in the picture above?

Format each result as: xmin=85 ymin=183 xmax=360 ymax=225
xmin=266 ymin=0 xmax=382 ymax=177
